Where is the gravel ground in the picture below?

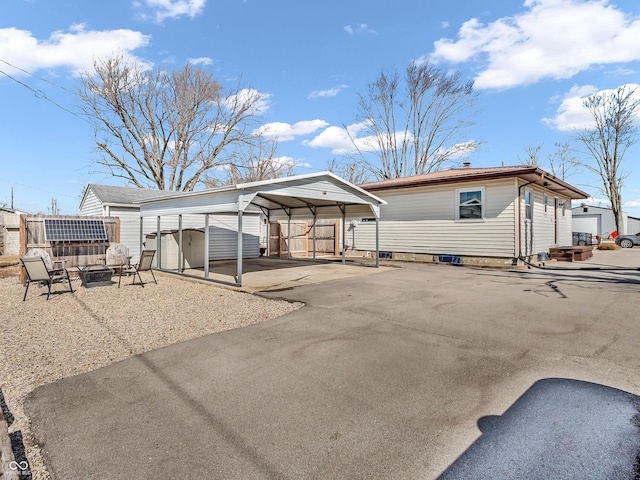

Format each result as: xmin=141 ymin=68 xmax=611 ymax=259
xmin=0 ymin=270 xmax=302 ymax=480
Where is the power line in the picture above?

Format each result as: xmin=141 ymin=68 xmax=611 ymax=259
xmin=0 ymin=59 xmax=77 ymax=95
xmin=0 ymin=65 xmax=93 ymax=126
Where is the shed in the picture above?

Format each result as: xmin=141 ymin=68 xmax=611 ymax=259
xmin=139 ymin=172 xmax=387 ymax=286
xmin=571 ymin=204 xmax=629 ymax=238
xmin=355 ymin=165 xmax=588 ymax=267
xmin=145 ymin=229 xmax=205 ymax=270
xmin=0 ymin=207 xmax=28 ymax=255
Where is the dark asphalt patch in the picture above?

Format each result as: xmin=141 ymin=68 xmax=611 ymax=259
xmin=440 ymin=378 xmax=640 ymax=480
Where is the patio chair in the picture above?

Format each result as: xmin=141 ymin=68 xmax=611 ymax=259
xmin=118 ymin=249 xmax=157 ymax=288
xmin=21 ymin=254 xmax=74 ymax=301
xmin=105 ymin=243 xmax=132 ymax=273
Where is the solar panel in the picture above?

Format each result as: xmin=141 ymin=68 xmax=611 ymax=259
xmin=44 ymin=219 xmax=108 ymax=242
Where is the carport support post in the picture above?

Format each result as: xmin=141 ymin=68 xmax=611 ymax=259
xmin=375 ymin=217 xmax=380 ymax=268
xmin=178 ymin=214 xmax=183 ymax=272
xmin=156 ymin=216 xmax=161 ymax=269
xmin=341 ymin=205 xmax=346 ymax=264
xmin=266 ymin=212 xmax=271 ymax=257
xmin=313 ymin=212 xmax=317 ymax=260
xmin=237 ymin=210 xmax=243 ymax=287
xmin=204 ymin=215 xmax=210 ymax=278
xmin=287 ymin=214 xmax=292 ymax=260
xmin=139 ymin=216 xmax=144 ymax=259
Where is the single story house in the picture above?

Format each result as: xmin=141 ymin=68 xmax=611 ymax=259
xmin=79 ymin=184 xmax=262 ymax=265
xmin=0 ymin=206 xmax=29 ymax=255
xmin=572 ymin=204 xmax=640 ymax=239
xmin=352 ymin=165 xmax=588 ymax=267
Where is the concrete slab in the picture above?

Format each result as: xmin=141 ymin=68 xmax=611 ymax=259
xmin=178 ymin=256 xmax=396 ymax=293
xmin=24 ymin=249 xmax=640 ymax=479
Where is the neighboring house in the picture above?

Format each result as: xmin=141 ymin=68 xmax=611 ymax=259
xmin=79 ymin=184 xmax=261 ymax=264
xmin=353 ymin=165 xmax=588 ymax=267
xmin=0 ymin=206 xmax=28 ymax=255
xmin=79 ymin=184 xmax=175 ymax=262
xmin=572 ymin=204 xmax=636 ymax=238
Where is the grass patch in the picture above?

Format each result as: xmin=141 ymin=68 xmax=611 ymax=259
xmin=598 ymin=243 xmax=620 ymax=251
xmin=0 ymin=255 xmax=19 ymax=267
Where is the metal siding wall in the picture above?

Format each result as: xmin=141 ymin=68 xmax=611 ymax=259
xmin=628 ymin=217 xmax=640 ymax=234
xmin=208 ymin=215 xmax=260 ymax=260
xmin=79 ymin=190 xmax=104 ymax=216
xmin=110 ymin=208 xmax=145 ymax=261
xmin=353 ymin=181 xmax=517 ymax=257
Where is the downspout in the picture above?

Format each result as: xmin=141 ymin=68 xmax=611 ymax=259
xmin=517 ymin=173 xmax=544 ymax=259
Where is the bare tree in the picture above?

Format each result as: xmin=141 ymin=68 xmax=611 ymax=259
xmin=203 ymin=137 xmax=297 ymax=187
xmin=327 ymin=158 xmax=372 ymax=185
xmin=518 ymin=144 xmax=542 ymax=165
xmin=347 ymin=61 xmax=478 ymax=180
xmin=547 ymin=142 xmax=581 ymax=180
xmin=79 ymin=55 xmax=266 ymax=191
xmin=574 ymin=85 xmax=640 ymax=235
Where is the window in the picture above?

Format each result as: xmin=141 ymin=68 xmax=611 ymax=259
xmin=544 ymin=194 xmax=549 ymax=213
xmin=524 ymin=190 xmax=533 ymax=220
xmin=457 ymin=188 xmax=484 ymax=220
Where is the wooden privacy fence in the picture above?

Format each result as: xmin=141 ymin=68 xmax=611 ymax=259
xmin=21 ymin=215 xmax=120 ymax=271
xmin=268 ymin=220 xmax=339 ymax=257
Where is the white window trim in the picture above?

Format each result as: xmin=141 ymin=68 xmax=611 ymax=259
xmin=455 ymin=186 xmax=485 ymax=222
xmin=524 ymin=188 xmax=533 ymax=222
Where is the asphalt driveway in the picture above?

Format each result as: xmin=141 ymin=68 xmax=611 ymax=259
xmin=25 ymin=249 xmax=640 ymax=479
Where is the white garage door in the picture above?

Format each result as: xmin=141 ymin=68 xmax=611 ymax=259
xmin=572 ymin=216 xmax=599 ymax=236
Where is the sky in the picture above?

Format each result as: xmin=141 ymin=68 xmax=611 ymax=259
xmin=2 ymin=0 xmax=640 ymax=216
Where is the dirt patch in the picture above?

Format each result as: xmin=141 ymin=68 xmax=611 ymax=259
xmin=0 ymin=256 xmax=19 ymax=279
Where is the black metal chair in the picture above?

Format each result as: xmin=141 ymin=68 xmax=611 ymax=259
xmin=118 ymin=249 xmax=157 ymax=288
xmin=21 ymin=255 xmax=74 ymax=301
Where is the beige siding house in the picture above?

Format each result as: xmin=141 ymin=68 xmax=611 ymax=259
xmin=353 ymin=166 xmax=588 ymax=267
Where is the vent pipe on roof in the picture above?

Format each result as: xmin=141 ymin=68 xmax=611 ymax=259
xmin=462 ymin=162 xmax=471 ymax=168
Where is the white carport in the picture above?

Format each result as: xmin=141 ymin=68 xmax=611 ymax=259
xmin=138 ymin=172 xmax=387 ymax=287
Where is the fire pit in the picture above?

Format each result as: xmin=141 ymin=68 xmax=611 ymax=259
xmin=78 ymin=266 xmax=114 ymax=288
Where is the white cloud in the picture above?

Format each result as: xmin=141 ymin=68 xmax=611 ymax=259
xmin=138 ymin=0 xmax=207 ymax=22
xmin=344 ymin=24 xmax=377 ymax=35
xmin=224 ymin=88 xmax=272 ymax=115
xmin=429 ymin=0 xmax=640 ymax=90
xmin=0 ymin=25 xmax=150 ymax=75
xmin=624 ymin=199 xmax=640 ymax=208
xmin=308 ymin=84 xmax=348 ymax=99
xmin=255 ymin=120 xmax=329 ymax=142
xmin=188 ymin=56 xmax=213 ymax=65
xmin=304 ymin=122 xmax=379 ymax=155
xmin=543 ymin=83 xmax=640 ymax=131
xmin=271 ymin=156 xmax=312 ymax=169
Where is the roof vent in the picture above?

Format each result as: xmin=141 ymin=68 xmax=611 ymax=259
xmin=462 ymin=162 xmax=471 ymax=168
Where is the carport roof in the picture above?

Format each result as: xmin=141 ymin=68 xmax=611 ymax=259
xmin=138 ymin=171 xmax=387 ymax=219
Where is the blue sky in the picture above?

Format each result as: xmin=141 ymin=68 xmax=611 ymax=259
xmin=2 ymin=0 xmax=640 ymax=216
